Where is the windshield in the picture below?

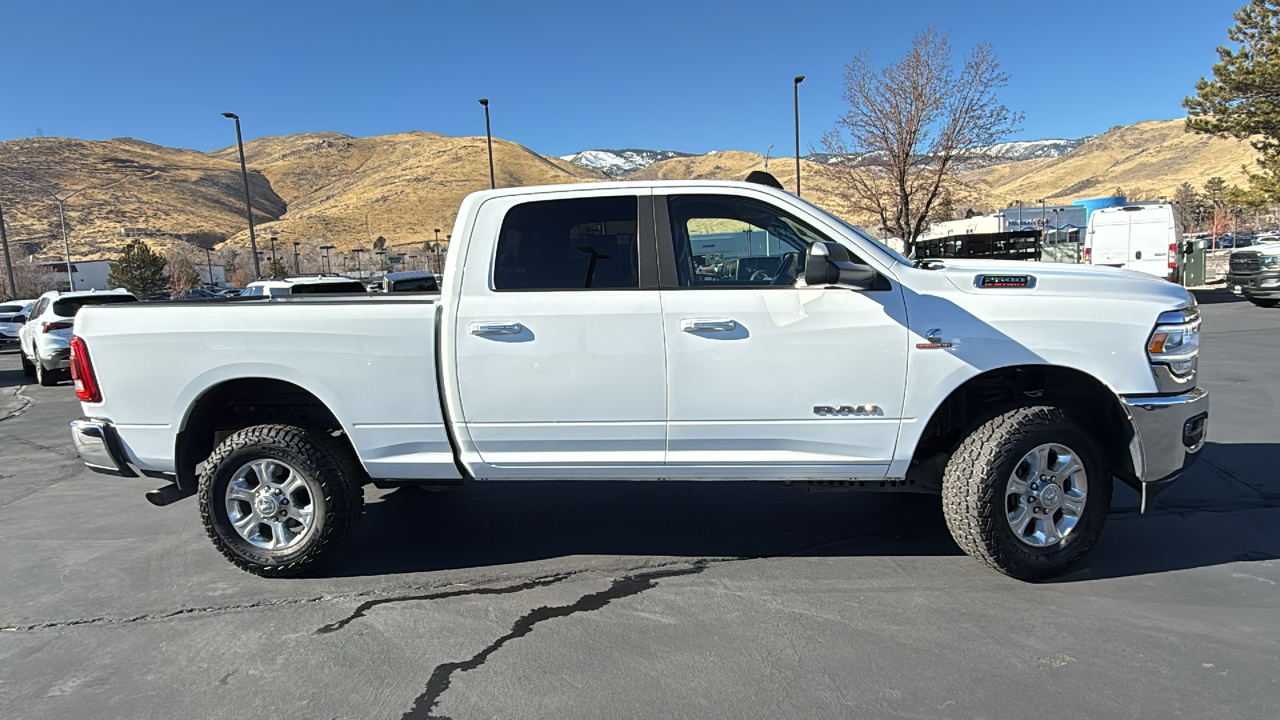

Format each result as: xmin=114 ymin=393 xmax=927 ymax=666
xmin=52 ymin=294 xmax=137 ymax=317
xmin=806 ymin=204 xmax=912 ymax=266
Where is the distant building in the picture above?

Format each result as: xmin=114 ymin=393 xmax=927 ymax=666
xmin=34 ymin=259 xmax=226 ymax=291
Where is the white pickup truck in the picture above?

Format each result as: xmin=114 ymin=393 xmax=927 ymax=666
xmin=69 ymin=179 xmax=1208 ymax=580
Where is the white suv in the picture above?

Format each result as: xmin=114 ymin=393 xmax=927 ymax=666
xmin=19 ymin=290 xmax=137 ymax=386
xmin=239 ymin=275 xmax=367 ymax=296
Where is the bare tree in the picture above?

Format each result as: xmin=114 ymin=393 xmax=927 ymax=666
xmin=821 ymin=25 xmax=1022 ymax=255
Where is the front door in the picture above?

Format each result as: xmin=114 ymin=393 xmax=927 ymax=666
xmin=656 ymin=190 xmax=909 ymax=478
xmin=452 ymin=191 xmax=668 ymax=477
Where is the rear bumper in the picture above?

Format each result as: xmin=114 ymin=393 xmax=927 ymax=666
xmin=70 ymin=418 xmax=138 ymax=477
xmin=1122 ymin=388 xmax=1208 ymax=502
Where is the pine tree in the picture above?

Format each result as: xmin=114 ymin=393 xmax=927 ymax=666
xmin=267 ymin=258 xmax=288 ymax=277
xmin=107 ymin=239 xmax=168 ymax=298
xmin=1173 ymin=182 xmax=1207 ymax=233
xmin=1186 ymin=1 xmax=1280 ymax=196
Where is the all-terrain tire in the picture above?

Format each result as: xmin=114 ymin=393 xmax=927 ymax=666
xmin=198 ymin=424 xmax=364 ymax=577
xmin=20 ymin=351 xmax=35 ymax=377
xmin=942 ymin=406 xmax=1111 ymax=581
xmin=1248 ymin=297 xmax=1279 ymax=308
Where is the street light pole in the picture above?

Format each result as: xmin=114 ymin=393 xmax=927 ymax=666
xmin=320 ymin=245 xmax=334 ymax=273
xmin=205 ymin=247 xmax=215 ymax=287
xmin=222 ymin=112 xmax=261 ymax=277
xmin=479 ymin=99 xmax=495 ymax=189
xmin=0 ymin=201 xmax=16 ymax=300
xmin=48 ymin=188 xmax=88 ymax=290
xmin=293 ymin=241 xmax=301 ymax=274
xmin=1037 ymin=198 xmax=1046 ymax=229
xmin=764 ymin=144 xmax=774 ymax=171
xmin=793 ymin=76 xmax=805 ymax=197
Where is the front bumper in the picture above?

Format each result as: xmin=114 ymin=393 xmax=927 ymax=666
xmin=70 ymin=418 xmax=137 ymax=477
xmin=1122 ymin=388 xmax=1208 ymax=508
xmin=1228 ymin=271 xmax=1280 ymax=298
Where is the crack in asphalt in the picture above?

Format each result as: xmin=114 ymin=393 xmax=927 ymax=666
xmin=2 ymin=572 xmax=592 ymax=632
xmin=1201 ymin=457 xmax=1276 ymax=501
xmin=0 ymin=384 xmax=35 ymax=423
xmin=400 ymin=561 xmax=716 ymax=720
xmin=314 ymin=573 xmax=577 ymax=634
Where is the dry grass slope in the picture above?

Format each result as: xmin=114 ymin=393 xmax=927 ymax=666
xmin=0 ymin=136 xmax=282 ymax=260
xmin=967 ymin=119 xmax=1259 ymax=204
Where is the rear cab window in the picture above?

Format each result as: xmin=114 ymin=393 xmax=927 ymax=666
xmin=493 ymin=196 xmax=641 ymax=290
xmin=52 ymin=294 xmax=137 ymax=318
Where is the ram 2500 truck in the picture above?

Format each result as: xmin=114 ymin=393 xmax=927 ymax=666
xmin=1227 ymin=240 xmax=1280 ymax=307
xmin=68 ymin=180 xmax=1208 ymax=580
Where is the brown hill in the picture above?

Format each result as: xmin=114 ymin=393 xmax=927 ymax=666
xmin=0 ymin=136 xmax=282 ymax=261
xmin=966 ymin=119 xmax=1259 ymax=204
xmin=208 ymin=131 xmax=609 ymax=262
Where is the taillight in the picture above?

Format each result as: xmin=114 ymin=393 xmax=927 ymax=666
xmin=42 ymin=321 xmax=73 ymax=333
xmin=1168 ymin=243 xmax=1177 ymax=269
xmin=69 ymin=335 xmax=101 ymax=402
xmin=1083 ymin=247 xmax=1092 ymax=263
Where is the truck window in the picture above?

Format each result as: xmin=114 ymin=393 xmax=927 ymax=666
xmin=666 ymin=195 xmax=835 ymax=288
xmin=493 ymin=196 xmax=639 ymax=290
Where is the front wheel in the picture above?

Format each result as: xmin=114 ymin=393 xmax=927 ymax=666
xmin=198 ymin=424 xmax=364 ymax=577
xmin=942 ymin=406 xmax=1111 ymax=581
xmin=1248 ymin=297 xmax=1279 ymax=308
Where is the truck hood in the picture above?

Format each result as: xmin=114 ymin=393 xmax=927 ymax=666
xmin=1233 ymin=243 xmax=1280 ymax=257
xmin=924 ymin=259 xmax=1193 ymax=307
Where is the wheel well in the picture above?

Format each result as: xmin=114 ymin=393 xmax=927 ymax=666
xmin=908 ymin=366 xmax=1136 ymax=490
xmin=174 ymin=378 xmax=355 ymax=492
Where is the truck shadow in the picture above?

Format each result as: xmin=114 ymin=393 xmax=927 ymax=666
xmin=327 ymin=441 xmax=1279 ymax=582
xmin=1191 ymin=287 xmax=1245 ymax=305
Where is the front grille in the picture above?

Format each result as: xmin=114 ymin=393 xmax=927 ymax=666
xmin=1231 ymin=253 xmax=1262 ymax=274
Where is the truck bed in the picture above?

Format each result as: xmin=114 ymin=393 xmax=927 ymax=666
xmin=76 ymin=295 xmax=460 ymax=480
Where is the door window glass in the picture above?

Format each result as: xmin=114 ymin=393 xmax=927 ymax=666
xmin=494 ymin=196 xmax=639 ymax=290
xmin=666 ymin=195 xmax=834 ymax=288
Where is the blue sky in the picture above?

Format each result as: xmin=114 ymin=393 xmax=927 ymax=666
xmin=0 ymin=0 xmax=1245 ymax=156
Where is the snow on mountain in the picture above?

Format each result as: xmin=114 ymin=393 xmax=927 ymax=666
xmin=562 ymin=137 xmax=1091 ymax=176
xmin=559 ymin=149 xmax=696 ymax=177
xmin=983 ymin=137 xmax=1091 ymax=162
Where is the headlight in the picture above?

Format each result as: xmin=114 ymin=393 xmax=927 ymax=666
xmin=1148 ymin=308 xmax=1200 ymax=377
xmin=1263 ymin=255 xmax=1280 ymax=266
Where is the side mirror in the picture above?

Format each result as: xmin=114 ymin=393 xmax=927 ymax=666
xmin=804 ymin=241 xmax=877 ymax=290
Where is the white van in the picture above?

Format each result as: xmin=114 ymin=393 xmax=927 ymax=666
xmin=1084 ymin=204 xmax=1178 ymax=279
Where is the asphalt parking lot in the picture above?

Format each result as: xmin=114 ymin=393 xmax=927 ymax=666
xmin=0 ymin=289 xmax=1277 ymax=719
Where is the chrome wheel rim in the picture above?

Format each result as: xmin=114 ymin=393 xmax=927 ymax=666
xmin=1006 ymin=443 xmax=1088 ymax=548
xmin=224 ymin=459 xmax=317 ymax=550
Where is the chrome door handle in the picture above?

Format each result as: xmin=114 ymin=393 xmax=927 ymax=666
xmin=681 ymin=319 xmax=737 ymax=333
xmin=470 ymin=322 xmax=523 ymax=336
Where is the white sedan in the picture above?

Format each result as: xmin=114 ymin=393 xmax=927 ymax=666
xmin=0 ymin=299 xmax=37 ymax=346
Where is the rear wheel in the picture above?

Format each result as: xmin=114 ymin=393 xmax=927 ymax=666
xmin=198 ymin=424 xmax=364 ymax=577
xmin=1248 ymin=297 xmax=1279 ymax=308
xmin=35 ymin=359 xmax=57 ymax=387
xmin=942 ymin=406 xmax=1111 ymax=581
xmin=20 ymin=351 xmax=35 ymax=377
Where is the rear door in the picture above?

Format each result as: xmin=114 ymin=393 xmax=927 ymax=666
xmin=655 ymin=189 xmax=909 ymax=478
xmin=451 ymin=190 xmax=668 ymax=477
xmin=1088 ymin=210 xmax=1130 ymax=268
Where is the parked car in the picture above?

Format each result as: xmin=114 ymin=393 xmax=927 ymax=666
xmin=379 ymin=270 xmax=439 ymax=292
xmin=1227 ymin=241 xmax=1280 ymax=308
xmin=0 ymin=299 xmax=37 ymax=346
xmin=69 ymin=179 xmax=1207 ymax=581
xmin=240 ymin=275 xmax=368 ymax=296
xmin=20 ymin=290 xmax=137 ymax=385
xmin=1084 ymin=204 xmax=1177 ymax=279
xmin=170 ymin=288 xmax=221 ymax=300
